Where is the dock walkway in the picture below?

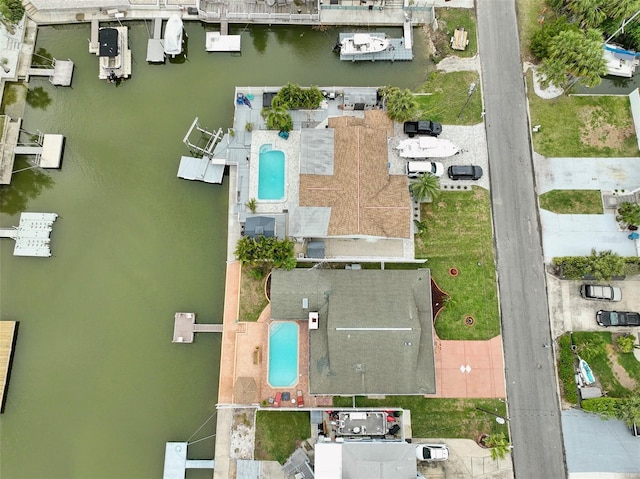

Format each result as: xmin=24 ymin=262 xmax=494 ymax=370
xmin=0 ymin=321 xmax=17 ymax=412
xmin=172 ymin=312 xmax=222 ymax=343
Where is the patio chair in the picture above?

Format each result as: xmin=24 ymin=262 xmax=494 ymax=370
xmin=273 ymin=392 xmax=282 ymax=407
xmin=296 ymin=390 xmax=304 ymax=407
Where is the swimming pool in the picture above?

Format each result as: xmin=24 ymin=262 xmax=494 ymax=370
xmin=268 ymin=321 xmax=299 ymax=388
xmin=258 ymin=144 xmax=285 ymax=200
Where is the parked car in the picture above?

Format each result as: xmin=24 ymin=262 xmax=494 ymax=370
xmin=406 ymin=161 xmax=445 ymax=178
xmin=447 ymin=165 xmax=483 ymax=180
xmin=415 ymin=444 xmax=449 ymax=462
xmin=580 ymin=284 xmax=622 ymax=301
xmin=596 ymin=310 xmax=640 ymax=327
xmin=403 ymin=120 xmax=442 ymax=138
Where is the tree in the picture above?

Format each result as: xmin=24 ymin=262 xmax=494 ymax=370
xmin=0 ymin=0 xmax=24 ymax=24
xmin=263 ymin=105 xmax=293 ymax=132
xmin=409 ymin=173 xmax=440 ymax=203
xmin=383 ymin=87 xmax=417 ymax=122
xmin=616 ymin=202 xmax=640 ymax=228
xmin=272 ymin=82 xmax=323 ymax=110
xmin=588 ymin=249 xmax=626 ymax=280
xmin=565 ymin=0 xmax=607 ymax=29
xmin=539 ymin=29 xmax=607 ymax=88
xmin=483 ymin=432 xmax=511 ymax=461
xmin=530 ymin=16 xmax=577 ymax=60
xmin=234 ymin=236 xmax=296 ymax=270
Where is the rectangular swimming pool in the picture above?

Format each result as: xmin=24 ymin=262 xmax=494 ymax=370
xmin=268 ymin=321 xmax=299 ymax=388
xmin=258 ymin=144 xmax=285 ymax=200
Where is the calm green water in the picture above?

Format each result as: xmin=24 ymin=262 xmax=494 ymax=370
xmin=0 ymin=22 xmax=431 ymax=479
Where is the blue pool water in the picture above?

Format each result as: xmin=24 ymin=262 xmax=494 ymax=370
xmin=268 ymin=321 xmax=299 ymax=387
xmin=258 ymin=144 xmax=285 ymax=200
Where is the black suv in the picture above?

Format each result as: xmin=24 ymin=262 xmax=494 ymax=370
xmin=447 ymin=165 xmax=483 ymax=180
xmin=403 ymin=121 xmax=442 ymax=138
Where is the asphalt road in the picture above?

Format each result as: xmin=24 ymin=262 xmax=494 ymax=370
xmin=476 ymin=1 xmax=567 ymax=478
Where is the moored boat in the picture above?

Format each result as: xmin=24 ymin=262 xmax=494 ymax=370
xmin=338 ymin=33 xmax=389 ymax=56
xmin=164 ymin=14 xmax=184 ymax=58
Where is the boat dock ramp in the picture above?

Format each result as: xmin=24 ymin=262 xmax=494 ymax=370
xmin=163 ymin=442 xmax=214 ymax=479
xmin=172 ymin=312 xmax=223 ymax=343
xmin=205 ymin=32 xmax=241 ymax=53
xmin=338 ymin=31 xmax=413 ymax=62
xmin=177 ymin=117 xmax=232 ymax=184
xmin=26 ymin=58 xmax=74 ymax=86
xmin=146 ymin=18 xmax=165 ymax=63
xmin=0 ymin=212 xmax=58 ymax=257
xmin=0 ymin=321 xmax=17 ymax=413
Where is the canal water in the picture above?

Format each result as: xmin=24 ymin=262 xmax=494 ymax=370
xmin=0 ymin=22 xmax=431 ymax=479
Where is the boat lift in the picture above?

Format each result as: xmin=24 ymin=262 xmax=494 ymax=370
xmin=178 ymin=117 xmax=227 ymax=183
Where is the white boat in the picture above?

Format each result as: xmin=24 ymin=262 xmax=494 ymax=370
xmin=579 ymin=358 xmax=595 ymax=385
xmin=603 ymin=43 xmax=639 ymax=78
xmin=339 ymin=34 xmax=389 ymax=56
xmin=396 ymin=137 xmax=460 ymax=159
xmin=164 ymin=14 xmax=184 ymax=58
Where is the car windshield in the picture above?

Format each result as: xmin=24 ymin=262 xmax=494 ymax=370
xmin=609 ymin=312 xmax=619 ymax=325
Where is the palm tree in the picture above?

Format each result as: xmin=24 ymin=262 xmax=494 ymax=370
xmin=565 ymin=0 xmax=607 ymax=29
xmin=265 ymin=106 xmax=293 ymax=132
xmin=484 ymin=432 xmax=511 ymax=461
xmin=385 ymin=88 xmax=417 ymax=122
xmin=410 ymin=173 xmax=440 ymax=203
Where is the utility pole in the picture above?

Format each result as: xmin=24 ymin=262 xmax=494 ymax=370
xmin=457 ymin=82 xmax=476 ymax=119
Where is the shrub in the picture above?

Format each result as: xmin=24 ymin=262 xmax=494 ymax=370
xmin=558 ymin=334 xmax=578 ymax=404
xmin=616 ymin=202 xmax=640 ymax=228
xmin=616 ymin=334 xmax=637 ymax=354
xmin=552 ymin=249 xmax=625 ymax=280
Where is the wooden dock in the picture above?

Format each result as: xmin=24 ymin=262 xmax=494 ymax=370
xmin=172 ymin=312 xmax=222 ymax=343
xmin=0 ymin=321 xmax=17 ymax=413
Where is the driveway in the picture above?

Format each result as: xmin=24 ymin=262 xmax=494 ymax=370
xmin=540 ymin=210 xmax=639 ymax=261
xmin=534 ymin=155 xmax=640 ymax=195
xmin=562 ymin=409 xmax=640 ymax=478
xmin=547 ymin=274 xmax=640 ymax=337
xmin=415 ymin=438 xmax=513 ymax=479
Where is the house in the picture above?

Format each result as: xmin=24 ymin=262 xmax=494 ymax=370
xmin=270 ymin=268 xmax=436 ymax=395
xmin=315 ymin=442 xmax=417 ymax=479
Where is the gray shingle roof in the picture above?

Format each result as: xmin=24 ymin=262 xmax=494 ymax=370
xmin=270 ymin=269 xmax=436 ymax=395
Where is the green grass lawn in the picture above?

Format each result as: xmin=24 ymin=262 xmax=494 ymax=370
xmin=433 ymin=8 xmax=477 ymax=58
xmin=254 ymin=411 xmax=311 ymax=463
xmin=515 ymin=0 xmax=549 ymax=62
xmin=415 ymin=188 xmax=500 ymax=340
xmin=539 ymin=190 xmax=604 ymax=214
xmin=333 ymin=396 xmax=508 ymax=440
xmin=571 ymin=332 xmax=638 ymax=398
xmin=238 ymin=265 xmax=270 ymax=322
xmin=415 ymin=188 xmax=500 ymax=339
xmin=415 ymin=71 xmax=482 ymax=125
xmin=527 ymin=73 xmax=639 ymax=157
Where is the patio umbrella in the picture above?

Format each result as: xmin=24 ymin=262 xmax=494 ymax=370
xmin=233 ymin=377 xmax=258 ymax=405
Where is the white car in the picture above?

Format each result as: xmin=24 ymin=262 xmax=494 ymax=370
xmin=416 ymin=443 xmax=449 ymax=461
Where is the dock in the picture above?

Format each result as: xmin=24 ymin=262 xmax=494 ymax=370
xmin=338 ymin=33 xmax=413 ymax=62
xmin=163 ymin=442 xmax=214 ymax=479
xmin=14 ymin=133 xmax=65 ymax=168
xmin=147 ymin=18 xmax=165 ymax=63
xmin=0 ymin=321 xmax=17 ymax=413
xmin=172 ymin=312 xmax=223 ymax=343
xmin=0 ymin=212 xmax=58 ymax=257
xmin=27 ymin=58 xmax=74 ymax=86
xmin=205 ymin=32 xmax=241 ymax=52
xmin=178 ymin=117 xmax=228 ymax=184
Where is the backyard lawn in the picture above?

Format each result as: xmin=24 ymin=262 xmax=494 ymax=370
xmin=539 ymin=190 xmax=604 ymax=214
xmin=431 ymin=7 xmax=477 ymax=59
xmin=415 ymin=187 xmax=500 ymax=340
xmin=238 ymin=265 xmax=269 ymax=322
xmin=560 ymin=332 xmax=640 ymax=402
xmin=333 ymin=396 xmax=508 ymax=440
xmin=254 ymin=410 xmax=311 ymax=464
xmin=415 ymin=71 xmax=482 ymax=125
xmin=527 ymin=73 xmax=639 ymax=157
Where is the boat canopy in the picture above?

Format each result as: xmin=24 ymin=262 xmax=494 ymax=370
xmin=98 ymin=28 xmax=119 ymax=57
